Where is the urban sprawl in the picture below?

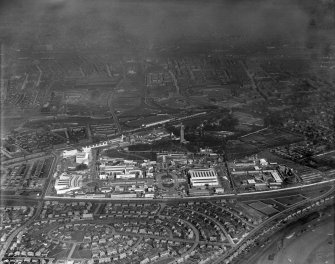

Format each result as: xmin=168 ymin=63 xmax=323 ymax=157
xmin=1 ymin=1 xmax=335 ymax=264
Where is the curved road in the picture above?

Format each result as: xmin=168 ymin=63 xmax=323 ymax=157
xmin=1 ymin=178 xmax=334 ymax=261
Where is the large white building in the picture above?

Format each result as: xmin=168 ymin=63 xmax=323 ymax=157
xmin=62 ymin=149 xmax=78 ymax=158
xmin=99 ymin=164 xmax=142 ymax=180
xmin=62 ymin=149 xmax=91 ymax=165
xmin=189 ymin=168 xmax=219 ymax=187
xmin=76 ymin=151 xmax=90 ymax=165
xmin=54 ymin=173 xmax=82 ymax=195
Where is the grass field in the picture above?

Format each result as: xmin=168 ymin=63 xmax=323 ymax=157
xmin=275 ymin=195 xmax=306 ymax=206
xmin=70 ymin=231 xmax=85 ymax=242
xmin=261 ymin=199 xmax=287 ymax=211
xmin=248 ymin=201 xmax=279 ymax=216
xmin=0 ymin=198 xmax=37 ymax=207
xmin=48 ymin=245 xmax=71 ymax=259
xmin=103 ymin=149 xmax=155 ymax=161
xmin=240 ymin=128 xmax=303 ymax=149
xmin=71 ymin=245 xmax=92 ymax=259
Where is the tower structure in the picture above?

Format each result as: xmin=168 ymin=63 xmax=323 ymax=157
xmin=180 ymin=124 xmax=185 ymax=143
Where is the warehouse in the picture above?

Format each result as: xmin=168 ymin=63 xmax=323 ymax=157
xmin=189 ymin=168 xmax=219 ymax=187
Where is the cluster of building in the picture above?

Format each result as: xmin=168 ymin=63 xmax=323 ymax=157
xmin=3 ymin=191 xmax=333 ymax=264
xmin=143 ymin=53 xmax=259 ymax=104
xmin=294 ymin=167 xmax=323 ymax=184
xmin=47 ymin=125 xmax=89 ymax=145
xmin=50 ymin=223 xmax=141 ymax=261
xmin=272 ymin=142 xmax=319 ymax=161
xmin=286 ymin=118 xmax=335 ymax=149
xmin=228 ymin=158 xmax=287 ymax=191
xmin=52 ymin=149 xmax=94 ymax=195
xmin=7 ymin=128 xmax=66 ymax=153
xmin=157 ymin=151 xmax=224 ymax=192
xmin=67 ymin=126 xmax=90 ymax=143
xmin=166 ymin=55 xmax=255 ymax=101
xmin=3 ymin=72 xmax=44 ymax=111
xmin=0 ymin=206 xmax=34 ymax=246
xmin=3 ymin=217 xmax=66 ymax=261
xmin=1 ymin=201 xmax=182 ymax=263
xmin=51 ymin=138 xmax=316 ymax=198
xmin=145 ymin=71 xmax=172 ymax=87
xmin=68 ymin=56 xmax=122 ymax=81
xmin=97 ymin=156 xmax=156 ymax=197
xmin=1 ymin=156 xmax=53 ymax=194
xmin=144 ymin=66 xmax=175 ymax=99
xmin=101 ymin=203 xmax=159 ymax=218
xmin=90 ymin=123 xmax=118 ymax=139
xmin=62 ymin=149 xmax=91 ymax=165
xmin=162 ymin=200 xmax=256 ymax=246
xmin=99 ymin=160 xmax=143 ymax=180
xmin=0 ymin=144 xmax=25 ymax=163
xmin=126 ymin=129 xmax=171 ymax=143
xmin=166 ymin=56 xmax=249 ymax=86
xmin=40 ymin=201 xmax=94 ymax=222
xmin=3 ymin=44 xmax=133 ymax=118
xmin=183 ymin=246 xmax=225 ymax=264
xmin=54 ymin=173 xmax=83 ymax=195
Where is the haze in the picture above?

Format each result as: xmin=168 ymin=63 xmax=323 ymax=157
xmin=0 ymin=0 xmax=313 ymax=49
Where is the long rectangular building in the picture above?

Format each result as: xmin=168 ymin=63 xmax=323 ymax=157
xmin=189 ymin=168 xmax=219 ymax=187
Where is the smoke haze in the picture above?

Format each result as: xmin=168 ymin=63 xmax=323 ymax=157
xmin=0 ymin=0 xmax=316 ymax=49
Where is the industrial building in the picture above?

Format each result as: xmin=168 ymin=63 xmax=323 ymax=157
xmin=99 ymin=164 xmax=143 ymax=180
xmin=189 ymin=168 xmax=219 ymax=187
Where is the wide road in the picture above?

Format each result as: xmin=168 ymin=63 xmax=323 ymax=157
xmin=41 ymin=152 xmax=59 ymax=199
xmin=43 ymin=179 xmax=335 ymax=202
xmin=2 ymin=179 xmax=334 ymax=204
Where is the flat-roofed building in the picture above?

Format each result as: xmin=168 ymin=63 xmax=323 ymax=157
xmin=55 ymin=173 xmax=82 ymax=194
xmin=270 ymin=170 xmax=282 ymax=183
xmin=234 ymin=160 xmax=256 ymax=167
xmin=76 ymin=151 xmax=90 ymax=165
xmin=189 ymin=168 xmax=219 ymax=187
xmin=99 ymin=164 xmax=142 ymax=180
xmin=62 ymin=149 xmax=78 ymax=158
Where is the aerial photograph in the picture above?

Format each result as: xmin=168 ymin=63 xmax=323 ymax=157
xmin=0 ymin=0 xmax=334 ymax=263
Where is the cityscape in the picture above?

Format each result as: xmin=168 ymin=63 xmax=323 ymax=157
xmin=0 ymin=0 xmax=335 ymax=264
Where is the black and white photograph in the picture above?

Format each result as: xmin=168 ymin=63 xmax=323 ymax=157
xmin=0 ymin=0 xmax=334 ymax=264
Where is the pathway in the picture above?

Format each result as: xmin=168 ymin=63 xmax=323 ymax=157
xmin=68 ymin=243 xmax=77 ymax=259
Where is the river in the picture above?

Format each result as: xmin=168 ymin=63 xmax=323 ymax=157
xmin=253 ymin=207 xmax=334 ymax=264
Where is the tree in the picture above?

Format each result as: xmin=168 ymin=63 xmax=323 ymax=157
xmin=76 ymin=163 xmax=88 ymax=171
xmin=264 ymin=112 xmax=284 ymax=127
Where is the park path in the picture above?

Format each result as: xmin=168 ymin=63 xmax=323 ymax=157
xmin=68 ymin=243 xmax=77 ymax=259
